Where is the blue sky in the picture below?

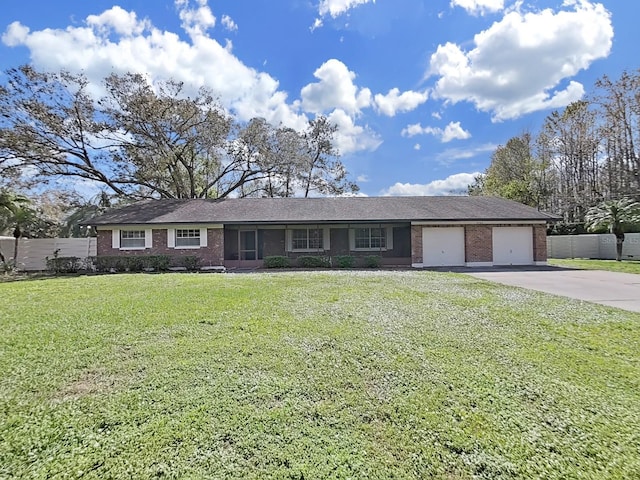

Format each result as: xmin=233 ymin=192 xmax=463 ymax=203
xmin=0 ymin=0 xmax=635 ymax=196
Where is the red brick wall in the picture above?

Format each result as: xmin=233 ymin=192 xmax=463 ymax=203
xmin=532 ymin=225 xmax=547 ymax=262
xmin=465 ymin=225 xmax=493 ymax=262
xmin=97 ymin=228 xmax=224 ymax=266
xmin=411 ymin=225 xmax=423 ymax=264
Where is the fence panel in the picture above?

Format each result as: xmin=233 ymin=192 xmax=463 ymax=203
xmin=548 ymin=233 xmax=640 ymax=260
xmin=1 ymin=238 xmax=97 ymax=271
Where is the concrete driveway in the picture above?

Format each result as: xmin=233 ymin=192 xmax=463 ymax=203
xmin=466 ymin=267 xmax=640 ymax=313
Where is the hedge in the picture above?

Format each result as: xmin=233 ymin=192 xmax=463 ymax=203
xmin=95 ymin=255 xmax=171 ymax=273
xmin=297 ymin=256 xmax=331 ymax=268
xmin=264 ymin=256 xmax=291 ymax=268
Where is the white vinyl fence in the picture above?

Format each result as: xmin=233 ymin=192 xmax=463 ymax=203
xmin=547 ymin=233 xmax=640 ymax=260
xmin=0 ymin=237 xmax=97 ymax=271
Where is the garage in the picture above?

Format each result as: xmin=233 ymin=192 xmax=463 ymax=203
xmin=422 ymin=227 xmax=465 ymax=266
xmin=492 ymin=226 xmax=533 ymax=265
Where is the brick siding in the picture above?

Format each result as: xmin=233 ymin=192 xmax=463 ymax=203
xmin=97 ymin=228 xmax=224 ymax=266
xmin=465 ymin=225 xmax=493 ymax=262
xmin=532 ymin=225 xmax=547 ymax=262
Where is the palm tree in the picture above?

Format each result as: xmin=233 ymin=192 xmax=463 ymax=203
xmin=0 ymin=190 xmax=31 ymax=267
xmin=584 ymin=197 xmax=640 ymax=261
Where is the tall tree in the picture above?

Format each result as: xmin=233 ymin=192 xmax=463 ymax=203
xmin=101 ymin=73 xmax=237 ymax=199
xmin=0 ymin=67 xmax=359 ymax=200
xmin=538 ymin=101 xmax=601 ymax=223
xmin=298 ymin=116 xmax=358 ymax=197
xmin=468 ymin=132 xmax=550 ymax=209
xmin=0 ymin=66 xmax=127 ymax=196
xmin=593 ymin=70 xmax=640 ymax=198
xmin=584 ymin=197 xmax=640 ymax=261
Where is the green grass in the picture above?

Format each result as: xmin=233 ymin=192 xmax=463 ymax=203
xmin=1 ymin=272 xmax=639 ymax=479
xmin=549 ymin=258 xmax=640 ymax=274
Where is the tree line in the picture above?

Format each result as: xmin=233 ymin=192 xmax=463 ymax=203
xmin=469 ymin=69 xmax=640 ymax=232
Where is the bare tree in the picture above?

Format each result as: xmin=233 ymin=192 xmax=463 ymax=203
xmin=593 ymin=70 xmax=640 ymax=198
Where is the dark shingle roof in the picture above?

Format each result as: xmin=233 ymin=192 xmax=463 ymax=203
xmin=85 ymin=196 xmax=559 ymax=226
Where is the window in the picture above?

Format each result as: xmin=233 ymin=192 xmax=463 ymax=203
xmin=167 ymin=227 xmax=207 ymax=249
xmin=176 ymin=229 xmax=200 ymax=247
xmin=292 ymin=228 xmax=323 ymax=250
xmin=286 ymin=227 xmax=329 ymax=252
xmin=354 ymin=227 xmax=386 ymax=249
xmin=120 ymin=230 xmax=146 ymax=249
xmin=350 ymin=226 xmax=393 ymax=251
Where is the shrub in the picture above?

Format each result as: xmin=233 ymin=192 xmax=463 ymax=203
xmin=151 ymin=255 xmax=170 ymax=271
xmin=46 ymin=256 xmax=83 ymax=274
xmin=297 ymin=256 xmax=330 ymax=268
xmin=334 ymin=255 xmax=355 ymax=268
xmin=264 ymin=256 xmax=291 ymax=268
xmin=182 ymin=256 xmax=201 ymax=271
xmin=94 ymin=255 xmax=171 ymax=273
xmin=364 ymin=255 xmax=382 ymax=268
xmin=127 ymin=256 xmax=145 ymax=272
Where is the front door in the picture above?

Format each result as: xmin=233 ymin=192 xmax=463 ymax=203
xmin=239 ymin=230 xmax=257 ymax=260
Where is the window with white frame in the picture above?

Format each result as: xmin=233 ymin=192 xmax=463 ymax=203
xmin=120 ymin=230 xmax=146 ymax=249
xmin=355 ymin=227 xmax=385 ymax=249
xmin=167 ymin=227 xmax=207 ymax=249
xmin=292 ymin=228 xmax=323 ymax=250
xmin=175 ymin=229 xmax=200 ymax=247
xmin=350 ymin=226 xmax=393 ymax=251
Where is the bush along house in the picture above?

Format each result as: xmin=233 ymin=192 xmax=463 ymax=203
xmin=84 ymin=196 xmax=559 ymax=271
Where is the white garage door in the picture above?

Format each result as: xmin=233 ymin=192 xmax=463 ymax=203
xmin=492 ymin=227 xmax=533 ymax=265
xmin=423 ymin=227 xmax=465 ymax=266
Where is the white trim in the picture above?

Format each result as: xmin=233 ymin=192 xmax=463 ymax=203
xmin=412 ymin=220 xmax=546 ymax=226
xmin=112 ymin=229 xmax=120 ymax=249
xmin=144 ymin=230 xmax=152 ymax=249
xmin=200 ymin=228 xmax=208 ymax=247
xmin=285 ymin=229 xmax=292 ymax=251
xmin=167 ymin=229 xmax=175 ymax=248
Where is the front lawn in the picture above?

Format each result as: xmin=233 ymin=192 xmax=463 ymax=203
xmin=549 ymin=258 xmax=640 ymax=274
xmin=1 ymin=272 xmax=638 ymax=479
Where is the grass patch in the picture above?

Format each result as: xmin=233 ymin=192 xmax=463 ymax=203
xmin=549 ymin=258 xmax=640 ymax=274
xmin=1 ymin=272 xmax=639 ymax=478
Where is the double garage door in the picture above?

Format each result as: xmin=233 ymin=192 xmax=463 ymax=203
xmin=422 ymin=226 xmax=533 ymax=266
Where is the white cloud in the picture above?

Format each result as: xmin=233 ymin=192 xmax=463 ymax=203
xmin=382 ymin=172 xmax=482 ymax=196
xmin=373 ymin=88 xmax=429 ymax=117
xmin=429 ymin=0 xmax=612 ymax=120
xmin=435 ymin=143 xmax=497 ymax=165
xmin=221 ymin=15 xmax=238 ymax=32
xmin=86 ymin=6 xmax=151 ymax=36
xmin=356 ymin=174 xmax=370 ymax=182
xmin=1 ymin=2 xmax=307 ymax=131
xmin=177 ymin=0 xmax=216 ymax=36
xmin=401 ymin=121 xmax=471 ymax=142
xmin=0 ymin=1 xmax=393 ymax=156
xmin=450 ymin=0 xmax=504 ymax=16
xmin=326 ymin=109 xmax=382 ymax=155
xmin=414 ymin=144 xmax=421 ymax=151
xmin=300 ymin=59 xmax=372 ymax=115
xmin=318 ymin=0 xmax=375 ymax=18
